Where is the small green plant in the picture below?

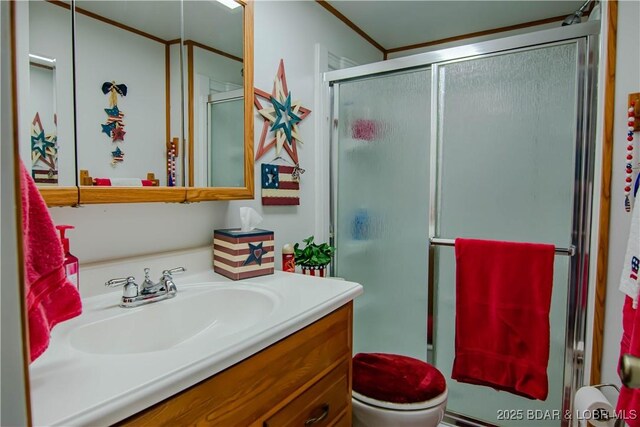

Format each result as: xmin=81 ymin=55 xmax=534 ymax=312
xmin=294 ymin=236 xmax=336 ymax=267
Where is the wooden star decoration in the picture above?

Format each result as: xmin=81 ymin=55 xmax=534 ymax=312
xmin=111 ymin=146 xmax=125 ymax=165
xmin=254 ymin=60 xmax=311 ymax=164
xmin=243 ymin=242 xmax=265 ymax=266
xmin=111 ymin=125 xmax=126 ymax=142
xmin=101 ymin=122 xmax=116 ymax=136
xmin=30 ymin=113 xmax=57 ymax=169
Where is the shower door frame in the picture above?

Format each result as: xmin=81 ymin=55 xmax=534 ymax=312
xmin=326 ymin=21 xmax=599 ymax=427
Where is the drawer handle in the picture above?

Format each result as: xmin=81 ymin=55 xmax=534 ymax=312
xmin=304 ymin=404 xmax=329 ymax=425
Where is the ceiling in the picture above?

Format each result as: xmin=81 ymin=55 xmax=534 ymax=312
xmin=324 ymin=0 xmax=587 ymax=52
xmin=71 ymin=0 xmax=243 ymax=57
xmin=43 ymin=0 xmax=589 ymax=60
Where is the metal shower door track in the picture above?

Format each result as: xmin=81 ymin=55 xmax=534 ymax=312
xmin=324 ymin=21 xmax=598 ymax=85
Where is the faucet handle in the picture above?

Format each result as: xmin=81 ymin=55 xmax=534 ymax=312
xmin=162 ymin=267 xmax=186 ymax=276
xmin=105 ymin=276 xmax=138 ymax=299
xmin=105 ymin=276 xmax=136 ymax=287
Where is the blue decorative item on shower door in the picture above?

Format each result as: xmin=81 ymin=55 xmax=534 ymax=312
xmin=352 ymin=208 xmax=370 ymax=240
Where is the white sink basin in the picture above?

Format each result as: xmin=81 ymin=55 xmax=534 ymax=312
xmin=69 ymin=284 xmax=279 ymax=354
xmin=30 ymin=269 xmax=363 ymax=427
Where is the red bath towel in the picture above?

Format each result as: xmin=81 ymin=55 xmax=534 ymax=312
xmin=616 ymin=296 xmax=640 ymax=426
xmin=452 ymin=238 xmax=555 ymax=400
xmin=20 ymin=162 xmax=82 ymax=362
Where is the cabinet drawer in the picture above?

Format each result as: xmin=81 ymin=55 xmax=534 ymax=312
xmin=265 ymin=361 xmax=349 ymax=427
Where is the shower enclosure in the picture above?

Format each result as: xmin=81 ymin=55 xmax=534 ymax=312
xmin=327 ymin=22 xmax=599 ymax=426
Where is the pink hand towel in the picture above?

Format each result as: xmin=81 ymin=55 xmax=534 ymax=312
xmin=452 ymin=238 xmax=555 ymax=400
xmin=20 ymin=162 xmax=82 ymax=362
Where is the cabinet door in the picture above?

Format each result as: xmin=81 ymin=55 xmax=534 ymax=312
xmin=264 ymin=361 xmax=350 ymax=427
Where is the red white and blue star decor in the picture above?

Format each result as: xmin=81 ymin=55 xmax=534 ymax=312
xmin=101 ymin=81 xmax=127 ymax=146
xmin=243 ymin=242 xmax=265 ymax=266
xmin=254 ymin=60 xmax=311 ymax=165
xmin=30 ymin=112 xmax=58 ymax=185
xmin=111 ymin=146 xmax=125 ymax=165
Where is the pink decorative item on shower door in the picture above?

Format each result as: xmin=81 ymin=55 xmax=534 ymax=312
xmin=351 ymin=118 xmax=380 ymax=141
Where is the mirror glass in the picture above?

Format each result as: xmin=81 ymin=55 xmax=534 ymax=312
xmin=20 ymin=0 xmax=75 ymax=187
xmin=183 ymin=0 xmax=244 ymax=188
xmin=74 ymin=0 xmax=184 ymax=187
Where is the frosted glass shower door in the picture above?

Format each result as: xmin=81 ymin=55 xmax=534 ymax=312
xmin=208 ymin=97 xmax=244 ymax=187
xmin=433 ymin=42 xmax=581 ymax=425
xmin=333 ymin=69 xmax=431 ymax=360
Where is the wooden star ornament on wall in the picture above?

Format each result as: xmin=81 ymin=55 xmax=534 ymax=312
xmin=254 ymin=60 xmax=311 ymax=165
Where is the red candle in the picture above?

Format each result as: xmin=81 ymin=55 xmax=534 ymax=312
xmin=282 ymin=244 xmax=295 ymax=273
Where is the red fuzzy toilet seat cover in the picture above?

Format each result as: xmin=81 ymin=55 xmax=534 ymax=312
xmin=352 ymin=353 xmax=446 ymax=404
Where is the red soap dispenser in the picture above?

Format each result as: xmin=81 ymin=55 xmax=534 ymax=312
xmin=56 ymin=225 xmax=79 ymax=289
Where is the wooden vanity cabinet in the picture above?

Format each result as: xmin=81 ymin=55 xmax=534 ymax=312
xmin=119 ymin=302 xmax=353 ymax=427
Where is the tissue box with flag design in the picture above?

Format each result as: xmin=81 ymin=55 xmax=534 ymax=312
xmin=213 ymin=228 xmax=275 ymax=280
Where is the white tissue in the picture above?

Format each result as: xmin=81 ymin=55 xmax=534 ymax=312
xmin=574 ymin=386 xmax=616 ymax=427
xmin=239 ymin=207 xmax=263 ymax=232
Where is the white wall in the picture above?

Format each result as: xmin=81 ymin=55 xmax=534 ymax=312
xmin=224 ymin=0 xmax=382 ymax=267
xmin=1 ymin=1 xmax=31 ymax=423
xmin=600 ymin=0 xmax=640 ymax=388
xmin=194 ymin=46 xmax=243 ymax=90
xmin=48 ymin=1 xmax=382 ymax=291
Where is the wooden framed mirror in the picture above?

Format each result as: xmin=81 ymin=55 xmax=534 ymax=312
xmin=16 ymin=0 xmax=253 ymax=206
xmin=184 ymin=0 xmax=254 ymax=202
xmin=16 ymin=0 xmax=78 ymax=206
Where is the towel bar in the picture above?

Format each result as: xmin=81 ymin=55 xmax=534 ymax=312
xmin=429 ymin=238 xmax=576 ymax=256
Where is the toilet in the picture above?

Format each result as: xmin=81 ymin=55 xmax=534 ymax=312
xmin=352 ymin=353 xmax=448 ymax=427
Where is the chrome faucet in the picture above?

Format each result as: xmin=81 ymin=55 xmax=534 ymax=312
xmin=105 ymin=267 xmax=185 ymax=308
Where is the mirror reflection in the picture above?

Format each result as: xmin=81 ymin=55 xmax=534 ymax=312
xmin=183 ymin=0 xmax=244 ymax=188
xmin=19 ymin=0 xmax=247 ymax=192
xmin=74 ymin=0 xmax=183 ymax=187
xmin=21 ymin=0 xmax=75 ymax=187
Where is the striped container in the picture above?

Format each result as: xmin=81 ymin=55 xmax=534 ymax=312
xmin=213 ymin=228 xmax=274 ymax=280
xmin=300 ymin=265 xmax=327 ymax=278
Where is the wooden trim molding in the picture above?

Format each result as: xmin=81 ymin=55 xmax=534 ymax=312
xmin=385 ymin=14 xmax=569 ymax=55
xmin=186 ymin=186 xmax=253 ymax=202
xmin=46 ymin=0 xmax=166 ymax=44
xmin=29 ymin=61 xmax=54 ymax=71
xmin=79 ymin=187 xmax=187 ymax=204
xmin=590 ymin=0 xmax=618 ymax=386
xmin=165 ymin=43 xmax=171 ymax=151
xmin=41 ymin=188 xmax=79 ymax=207
xmin=243 ymin=0 xmax=255 ymax=198
xmin=187 ymin=42 xmax=194 ymax=187
xmin=184 ymin=39 xmax=242 ymax=63
xmin=314 ymin=0 xmax=385 ymax=54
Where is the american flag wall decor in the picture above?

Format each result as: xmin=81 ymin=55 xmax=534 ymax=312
xmin=261 ymin=163 xmax=300 ymax=206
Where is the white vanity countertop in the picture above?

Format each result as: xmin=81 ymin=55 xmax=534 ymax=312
xmin=29 ymin=270 xmax=363 ymax=426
